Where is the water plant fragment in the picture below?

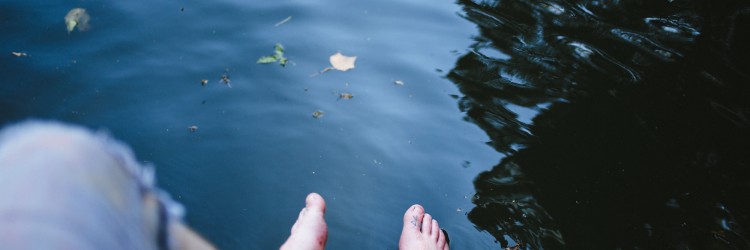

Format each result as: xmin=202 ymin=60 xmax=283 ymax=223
xmin=312 ymin=110 xmax=325 ymax=119
xmin=274 ymin=16 xmax=292 ymax=27
xmin=257 ymin=43 xmax=289 ymax=67
xmin=220 ymin=70 xmax=231 ymax=88
xmin=337 ymin=93 xmax=354 ymax=100
xmin=65 ymin=8 xmax=90 ymax=33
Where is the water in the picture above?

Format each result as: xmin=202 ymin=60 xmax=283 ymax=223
xmin=1 ymin=0 xmax=749 ymax=249
xmin=452 ymin=0 xmax=750 ymax=248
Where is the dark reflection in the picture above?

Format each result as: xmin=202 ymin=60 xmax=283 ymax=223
xmin=451 ymin=0 xmax=750 ymax=248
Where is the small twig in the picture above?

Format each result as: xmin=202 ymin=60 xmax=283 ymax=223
xmin=274 ymin=16 xmax=292 ymax=27
xmin=309 ymin=67 xmax=334 ymax=77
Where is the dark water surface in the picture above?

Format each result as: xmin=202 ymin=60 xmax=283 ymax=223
xmin=2 ymin=0 xmax=750 ymax=249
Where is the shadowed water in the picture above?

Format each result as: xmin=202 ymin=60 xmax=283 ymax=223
xmin=452 ymin=0 xmax=750 ymax=248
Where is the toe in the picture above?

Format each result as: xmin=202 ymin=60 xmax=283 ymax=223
xmin=441 ymin=229 xmax=450 ymax=250
xmin=305 ymin=193 xmax=325 ymax=215
xmin=436 ymin=227 xmax=446 ymax=248
xmin=430 ymin=219 xmax=440 ymax=241
xmin=281 ymin=193 xmax=328 ymax=250
xmin=421 ymin=213 xmax=433 ymax=235
xmin=402 ymin=204 xmax=425 ymax=232
xmin=291 ymin=208 xmax=304 ymax=233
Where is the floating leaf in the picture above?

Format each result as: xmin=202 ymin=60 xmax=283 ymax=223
xmin=337 ymin=93 xmax=354 ymax=100
xmin=329 ymin=52 xmax=356 ymax=71
xmin=257 ymin=56 xmax=278 ymax=64
xmin=274 ymin=44 xmax=284 ymax=56
xmin=11 ymin=52 xmax=29 ymax=57
xmin=257 ymin=43 xmax=288 ymax=67
xmin=64 ymin=8 xmax=90 ymax=33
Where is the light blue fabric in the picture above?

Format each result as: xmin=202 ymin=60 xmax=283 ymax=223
xmin=0 ymin=121 xmax=183 ymax=250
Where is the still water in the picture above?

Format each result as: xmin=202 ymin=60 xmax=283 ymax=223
xmin=2 ymin=0 xmax=749 ymax=249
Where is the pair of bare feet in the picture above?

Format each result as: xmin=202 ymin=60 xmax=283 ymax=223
xmin=280 ymin=193 xmax=449 ymax=250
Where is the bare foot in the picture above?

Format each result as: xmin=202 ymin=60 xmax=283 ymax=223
xmin=280 ymin=193 xmax=328 ymax=250
xmin=399 ymin=205 xmax=449 ymax=250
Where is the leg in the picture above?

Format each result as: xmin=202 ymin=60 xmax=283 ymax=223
xmin=0 ymin=121 xmax=213 ymax=250
xmin=399 ymin=205 xmax=449 ymax=250
xmin=280 ymin=193 xmax=328 ymax=250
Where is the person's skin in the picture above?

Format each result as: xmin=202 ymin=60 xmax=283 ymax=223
xmin=280 ymin=193 xmax=328 ymax=250
xmin=279 ymin=193 xmax=449 ymax=250
xmin=0 ymin=122 xmax=444 ymax=250
xmin=398 ymin=204 xmax=450 ymax=250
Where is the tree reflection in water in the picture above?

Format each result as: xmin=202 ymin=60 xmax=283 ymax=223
xmin=450 ymin=0 xmax=750 ymax=248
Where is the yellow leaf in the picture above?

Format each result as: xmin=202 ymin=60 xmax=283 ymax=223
xmin=329 ymin=52 xmax=356 ymax=71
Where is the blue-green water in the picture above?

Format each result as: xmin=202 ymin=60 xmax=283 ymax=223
xmin=2 ymin=0 xmax=749 ymax=249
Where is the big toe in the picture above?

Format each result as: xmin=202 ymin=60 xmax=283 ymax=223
xmin=305 ymin=193 xmax=326 ymax=215
xmin=402 ymin=205 xmax=426 ymax=235
xmin=281 ymin=193 xmax=328 ymax=250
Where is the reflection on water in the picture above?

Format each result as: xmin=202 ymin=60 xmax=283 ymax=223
xmin=451 ymin=0 xmax=750 ymax=248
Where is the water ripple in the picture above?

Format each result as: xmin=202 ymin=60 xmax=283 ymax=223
xmin=610 ymin=28 xmax=683 ymax=62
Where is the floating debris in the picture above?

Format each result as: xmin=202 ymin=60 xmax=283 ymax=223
xmin=11 ymin=52 xmax=28 ymax=57
xmin=188 ymin=125 xmax=198 ymax=132
xmin=337 ymin=92 xmax=354 ymax=100
xmin=274 ymin=16 xmax=292 ymax=27
xmin=220 ymin=71 xmax=231 ymax=87
xmin=312 ymin=110 xmax=325 ymax=119
xmin=394 ymin=80 xmax=405 ymax=86
xmin=180 ymin=7 xmax=185 ymax=12
xmin=329 ymin=52 xmax=356 ymax=71
xmin=462 ymin=161 xmax=471 ymax=168
xmin=257 ymin=43 xmax=288 ymax=67
xmin=201 ymin=79 xmax=208 ymax=86
xmin=314 ymin=52 xmax=357 ymax=76
xmin=64 ymin=8 xmax=90 ymax=33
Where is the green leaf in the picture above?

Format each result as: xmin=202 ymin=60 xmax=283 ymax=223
xmin=274 ymin=44 xmax=285 ymax=59
xmin=279 ymin=57 xmax=289 ymax=67
xmin=257 ymin=55 xmax=278 ymax=64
